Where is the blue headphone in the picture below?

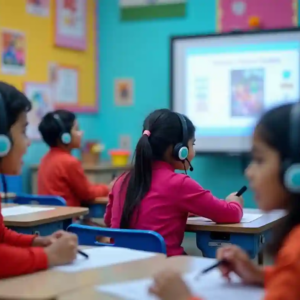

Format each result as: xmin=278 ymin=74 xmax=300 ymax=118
xmin=0 ymin=94 xmax=11 ymax=157
xmin=53 ymin=114 xmax=72 ymax=145
xmin=173 ymin=113 xmax=189 ymax=161
xmin=283 ymin=103 xmax=300 ymax=193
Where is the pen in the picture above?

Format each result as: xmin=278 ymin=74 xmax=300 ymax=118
xmin=195 ymin=260 xmax=228 ymax=280
xmin=77 ymin=249 xmax=89 ymax=259
xmin=236 ymin=185 xmax=247 ymax=197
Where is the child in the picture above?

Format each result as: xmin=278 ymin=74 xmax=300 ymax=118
xmin=0 ymin=81 xmax=78 ymax=278
xmin=104 ymin=109 xmax=243 ymax=256
xmin=38 ymin=110 xmax=110 ymax=207
xmin=150 ymin=103 xmax=300 ymax=299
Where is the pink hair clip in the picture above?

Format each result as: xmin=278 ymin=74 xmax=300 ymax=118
xmin=143 ymin=130 xmax=151 ymax=137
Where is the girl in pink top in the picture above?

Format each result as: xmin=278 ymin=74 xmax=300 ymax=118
xmin=104 ymin=109 xmax=243 ymax=256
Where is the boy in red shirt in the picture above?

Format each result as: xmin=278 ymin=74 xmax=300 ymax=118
xmin=37 ymin=110 xmax=110 ymax=207
xmin=0 ymin=81 xmax=78 ymax=278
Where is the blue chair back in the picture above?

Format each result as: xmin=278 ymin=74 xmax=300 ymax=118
xmin=67 ymin=224 xmax=167 ymax=254
xmin=14 ymin=194 xmax=66 ymax=206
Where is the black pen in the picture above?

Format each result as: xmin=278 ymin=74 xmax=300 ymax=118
xmin=236 ymin=185 xmax=247 ymax=197
xmin=77 ymin=249 xmax=89 ymax=259
xmin=195 ymin=260 xmax=228 ymax=279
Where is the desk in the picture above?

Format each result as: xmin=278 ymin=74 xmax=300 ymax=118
xmin=186 ymin=209 xmax=286 ymax=263
xmin=3 ymin=204 xmax=88 ymax=236
xmin=84 ymin=197 xmax=108 ymax=219
xmin=30 ymin=163 xmax=130 ymax=194
xmin=57 ymin=256 xmax=263 ymax=300
xmin=0 ymin=192 xmax=16 ymax=200
xmin=0 ymin=252 xmax=165 ymax=300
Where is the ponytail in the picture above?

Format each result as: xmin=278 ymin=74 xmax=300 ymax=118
xmin=120 ymin=134 xmax=153 ymax=229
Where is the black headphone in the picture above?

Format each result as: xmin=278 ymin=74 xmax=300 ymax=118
xmin=173 ymin=112 xmax=193 ymax=172
xmin=53 ymin=114 xmax=72 ymax=145
xmin=0 ymin=93 xmax=11 ymax=157
xmin=283 ymin=102 xmax=300 ymax=193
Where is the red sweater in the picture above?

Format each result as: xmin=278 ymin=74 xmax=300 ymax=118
xmin=38 ymin=148 xmax=109 ymax=207
xmin=104 ymin=161 xmax=243 ymax=256
xmin=0 ymin=200 xmax=48 ymax=278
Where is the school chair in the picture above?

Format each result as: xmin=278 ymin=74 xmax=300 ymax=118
xmin=0 ymin=175 xmax=23 ymax=194
xmin=14 ymin=194 xmax=66 ymax=206
xmin=67 ymin=224 xmax=167 ymax=254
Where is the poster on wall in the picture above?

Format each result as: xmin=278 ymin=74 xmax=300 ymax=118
xmin=1 ymin=29 xmax=26 ymax=75
xmin=120 ymin=0 xmax=186 ymax=21
xmin=25 ymin=83 xmax=53 ymax=140
xmin=49 ymin=63 xmax=79 ymax=107
xmin=217 ymin=0 xmax=298 ymax=32
xmin=54 ymin=0 xmax=87 ymax=50
xmin=26 ymin=0 xmax=50 ymax=17
xmin=114 ymin=78 xmax=134 ymax=106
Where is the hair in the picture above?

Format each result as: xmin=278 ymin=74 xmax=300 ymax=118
xmin=120 ymin=109 xmax=195 ymax=229
xmin=38 ymin=109 xmax=76 ymax=147
xmin=0 ymin=81 xmax=31 ymax=130
xmin=255 ymin=103 xmax=300 ymax=255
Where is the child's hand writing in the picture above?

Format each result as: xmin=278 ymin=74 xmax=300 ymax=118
xmin=226 ymin=192 xmax=244 ymax=206
xmin=44 ymin=232 xmax=78 ymax=267
xmin=32 ymin=230 xmax=66 ymax=247
xmin=149 ymin=270 xmax=192 ymax=300
xmin=217 ymin=245 xmax=264 ymax=285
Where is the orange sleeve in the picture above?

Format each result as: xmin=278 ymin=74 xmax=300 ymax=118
xmin=0 ymin=244 xmax=48 ymax=279
xmin=67 ymin=158 xmax=109 ymax=202
xmin=263 ymin=226 xmax=300 ymax=300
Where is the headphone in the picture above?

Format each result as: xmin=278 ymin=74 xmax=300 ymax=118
xmin=0 ymin=94 xmax=11 ymax=157
xmin=283 ymin=103 xmax=300 ymax=193
xmin=173 ymin=113 xmax=189 ymax=161
xmin=53 ymin=114 xmax=72 ymax=145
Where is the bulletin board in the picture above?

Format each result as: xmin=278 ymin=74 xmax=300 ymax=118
xmin=0 ymin=0 xmax=98 ymax=113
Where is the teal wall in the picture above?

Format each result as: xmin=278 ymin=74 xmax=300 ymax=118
xmin=97 ymin=0 xmax=255 ymax=207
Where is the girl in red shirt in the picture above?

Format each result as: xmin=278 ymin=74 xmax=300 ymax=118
xmin=0 ymin=81 xmax=78 ymax=278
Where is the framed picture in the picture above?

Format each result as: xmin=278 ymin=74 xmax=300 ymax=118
xmin=114 ymin=78 xmax=134 ymax=106
xmin=24 ymin=82 xmax=53 ymax=140
xmin=49 ymin=63 xmax=79 ymax=109
xmin=1 ymin=29 xmax=26 ymax=75
xmin=54 ymin=0 xmax=87 ymax=50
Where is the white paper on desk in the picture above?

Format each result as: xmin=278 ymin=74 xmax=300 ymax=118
xmin=54 ymin=247 xmax=156 ymax=273
xmin=188 ymin=213 xmax=262 ymax=223
xmin=2 ymin=205 xmax=55 ymax=217
xmin=97 ymin=269 xmax=264 ymax=300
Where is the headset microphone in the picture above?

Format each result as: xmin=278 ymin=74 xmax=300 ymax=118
xmin=186 ymin=158 xmax=194 ymax=172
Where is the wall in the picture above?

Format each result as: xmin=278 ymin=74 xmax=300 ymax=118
xmin=98 ymin=0 xmax=257 ymax=207
xmin=0 ymin=0 xmax=99 ymax=191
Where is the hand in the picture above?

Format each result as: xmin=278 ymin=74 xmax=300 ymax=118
xmin=226 ymin=192 xmax=244 ymax=206
xmin=217 ymin=245 xmax=264 ymax=285
xmin=44 ymin=232 xmax=78 ymax=267
xmin=149 ymin=270 xmax=192 ymax=300
xmin=32 ymin=230 xmax=66 ymax=247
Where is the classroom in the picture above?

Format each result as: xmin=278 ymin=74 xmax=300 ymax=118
xmin=0 ymin=0 xmax=299 ymax=299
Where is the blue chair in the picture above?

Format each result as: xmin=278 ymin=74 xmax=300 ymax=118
xmin=14 ymin=194 xmax=66 ymax=206
xmin=0 ymin=175 xmax=22 ymax=194
xmin=67 ymin=224 xmax=167 ymax=254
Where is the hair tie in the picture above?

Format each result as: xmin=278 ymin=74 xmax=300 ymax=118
xmin=143 ymin=130 xmax=151 ymax=137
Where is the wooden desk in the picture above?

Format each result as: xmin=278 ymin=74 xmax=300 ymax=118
xmin=3 ymin=204 xmax=88 ymax=236
xmin=30 ymin=163 xmax=130 ymax=194
xmin=186 ymin=209 xmax=286 ymax=263
xmin=57 ymin=256 xmax=263 ymax=300
xmin=0 ymin=253 xmax=165 ymax=300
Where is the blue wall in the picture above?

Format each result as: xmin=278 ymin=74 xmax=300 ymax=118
xmin=97 ymin=0 xmax=254 ymax=206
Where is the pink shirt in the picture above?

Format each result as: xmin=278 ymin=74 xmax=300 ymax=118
xmin=104 ymin=161 xmax=243 ymax=256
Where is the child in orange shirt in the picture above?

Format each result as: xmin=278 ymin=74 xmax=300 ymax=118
xmin=38 ymin=110 xmax=111 ymax=207
xmin=150 ymin=103 xmax=300 ymax=300
xmin=0 ymin=81 xmax=77 ymax=278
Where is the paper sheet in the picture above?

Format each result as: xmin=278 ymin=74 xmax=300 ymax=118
xmin=188 ymin=213 xmax=262 ymax=223
xmin=97 ymin=269 xmax=264 ymax=300
xmin=54 ymin=247 xmax=157 ymax=273
xmin=2 ymin=206 xmax=55 ymax=217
